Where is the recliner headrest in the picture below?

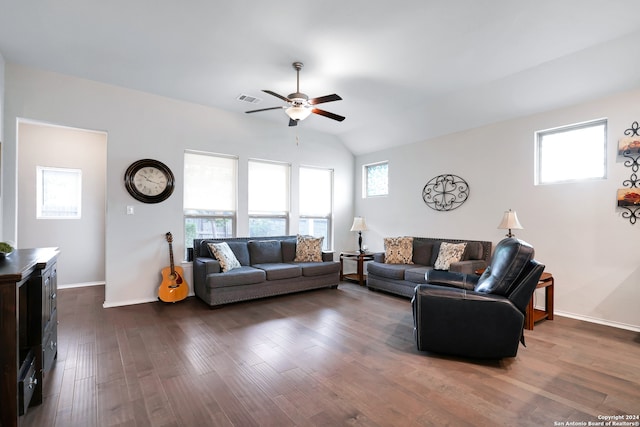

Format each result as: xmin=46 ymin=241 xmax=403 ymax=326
xmin=474 ymin=238 xmax=534 ymax=296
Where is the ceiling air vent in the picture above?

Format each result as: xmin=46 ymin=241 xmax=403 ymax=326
xmin=236 ymin=94 xmax=261 ymax=104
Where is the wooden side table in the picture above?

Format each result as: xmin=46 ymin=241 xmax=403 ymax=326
xmin=525 ymin=272 xmax=554 ymax=330
xmin=340 ymin=252 xmax=374 ymax=286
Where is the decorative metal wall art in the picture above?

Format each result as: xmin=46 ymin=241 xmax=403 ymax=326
xmin=422 ymin=174 xmax=469 ymax=211
xmin=617 ymin=121 xmax=640 ymax=224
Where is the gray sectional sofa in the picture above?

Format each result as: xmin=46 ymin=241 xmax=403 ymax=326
xmin=367 ymin=237 xmax=492 ymax=298
xmin=193 ymin=235 xmax=340 ymax=307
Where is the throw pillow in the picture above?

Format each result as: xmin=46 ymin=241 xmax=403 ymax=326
xmin=294 ymin=235 xmax=324 ymax=262
xmin=384 ymin=237 xmax=414 ymax=264
xmin=207 ymin=242 xmax=241 ymax=272
xmin=434 ymin=242 xmax=467 ymax=270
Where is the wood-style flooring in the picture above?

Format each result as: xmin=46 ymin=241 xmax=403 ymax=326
xmin=21 ymin=283 xmax=640 ymax=426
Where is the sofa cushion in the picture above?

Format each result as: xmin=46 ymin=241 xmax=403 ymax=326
xmin=207 ymin=242 xmax=241 ymax=272
xmin=434 ymin=242 xmax=467 ymax=270
xmin=367 ymin=262 xmax=412 ymax=280
xmin=281 ymin=239 xmax=297 ymax=262
xmin=463 ymin=241 xmax=483 ymax=261
xmin=404 ymin=266 xmax=433 ymax=284
xmin=206 ymin=266 xmax=266 ymax=288
xmin=294 ymin=235 xmax=323 ymax=262
xmin=252 ymin=263 xmax=302 ymax=280
xmin=384 ymin=237 xmax=414 ymax=264
xmin=412 ymin=240 xmax=433 ymax=265
xmin=248 ymin=240 xmax=282 ymax=264
xmin=297 ymin=261 xmax=341 ymax=277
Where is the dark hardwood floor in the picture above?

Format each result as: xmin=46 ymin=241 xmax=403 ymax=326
xmin=22 ymin=283 xmax=640 ymax=426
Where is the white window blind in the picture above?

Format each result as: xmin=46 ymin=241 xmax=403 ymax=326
xmin=184 ymin=152 xmax=237 ymax=213
xmin=248 ymin=160 xmax=290 ymax=214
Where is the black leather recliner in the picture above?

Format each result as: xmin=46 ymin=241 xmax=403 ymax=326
xmin=411 ymin=238 xmax=545 ymax=359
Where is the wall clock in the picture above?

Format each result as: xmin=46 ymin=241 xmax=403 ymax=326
xmin=124 ymin=159 xmax=175 ymax=203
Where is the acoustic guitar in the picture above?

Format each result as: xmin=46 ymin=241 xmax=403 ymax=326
xmin=159 ymin=232 xmax=188 ymax=303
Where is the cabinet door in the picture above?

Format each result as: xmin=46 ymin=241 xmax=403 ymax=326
xmin=41 ymin=269 xmax=51 ymax=332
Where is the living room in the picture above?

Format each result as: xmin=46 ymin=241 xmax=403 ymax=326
xmin=1 ymin=2 xmax=640 ymax=425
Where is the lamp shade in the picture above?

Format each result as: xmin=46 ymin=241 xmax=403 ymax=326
xmin=350 ymin=217 xmax=368 ymax=232
xmin=497 ymin=209 xmax=523 ymax=231
xmin=285 ymin=105 xmax=312 ymax=121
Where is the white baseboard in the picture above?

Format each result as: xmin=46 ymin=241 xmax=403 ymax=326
xmin=103 ymin=296 xmax=159 ymax=308
xmin=553 ymin=310 xmax=640 ymax=333
xmin=58 ymin=281 xmax=105 ymax=289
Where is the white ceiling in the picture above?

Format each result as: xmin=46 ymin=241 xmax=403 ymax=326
xmin=2 ymin=0 xmax=640 ymax=155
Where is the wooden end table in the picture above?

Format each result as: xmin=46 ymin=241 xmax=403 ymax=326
xmin=340 ymin=251 xmax=374 ymax=286
xmin=525 ymin=272 xmax=554 ymax=330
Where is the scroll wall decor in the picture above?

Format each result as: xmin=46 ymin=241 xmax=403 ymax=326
xmin=617 ymin=121 xmax=640 ymax=224
xmin=422 ymin=174 xmax=469 ymax=211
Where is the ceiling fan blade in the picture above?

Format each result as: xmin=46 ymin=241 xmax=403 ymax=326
xmin=289 ymin=118 xmax=298 ymax=127
xmin=263 ymin=90 xmax=291 ymax=103
xmin=308 ymin=94 xmax=342 ymax=105
xmin=245 ymin=106 xmax=285 ymax=114
xmin=312 ymin=108 xmax=346 ymax=122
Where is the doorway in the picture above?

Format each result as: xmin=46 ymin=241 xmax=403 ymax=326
xmin=17 ymin=120 xmax=107 ymax=288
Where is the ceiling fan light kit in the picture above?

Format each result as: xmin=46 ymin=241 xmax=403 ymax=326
xmin=245 ymin=61 xmax=345 ymax=126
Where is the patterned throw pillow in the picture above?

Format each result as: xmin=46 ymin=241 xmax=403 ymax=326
xmin=207 ymin=242 xmax=241 ymax=272
xmin=434 ymin=242 xmax=467 ymax=270
xmin=294 ymin=235 xmax=324 ymax=262
xmin=384 ymin=237 xmax=414 ymax=264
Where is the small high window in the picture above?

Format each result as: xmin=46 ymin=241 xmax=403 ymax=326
xmin=36 ymin=166 xmax=82 ymax=219
xmin=364 ymin=161 xmax=388 ymax=197
xmin=535 ymin=119 xmax=607 ymax=185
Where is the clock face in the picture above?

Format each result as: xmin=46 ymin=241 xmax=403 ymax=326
xmin=133 ymin=167 xmax=168 ymax=196
xmin=124 ymin=159 xmax=175 ymax=203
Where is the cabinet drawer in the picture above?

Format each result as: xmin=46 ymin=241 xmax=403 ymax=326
xmin=43 ymin=311 xmax=58 ymax=373
xmin=18 ymin=351 xmax=37 ymax=415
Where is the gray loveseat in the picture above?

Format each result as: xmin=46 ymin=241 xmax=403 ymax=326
xmin=193 ymin=235 xmax=340 ymax=307
xmin=367 ymin=237 xmax=492 ymax=298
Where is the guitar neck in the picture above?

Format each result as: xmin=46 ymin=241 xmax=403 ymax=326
xmin=168 ymin=242 xmax=175 ymax=274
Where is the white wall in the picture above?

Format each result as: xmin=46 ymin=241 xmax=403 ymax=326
xmin=355 ymin=88 xmax=640 ymax=331
xmin=3 ymin=64 xmax=355 ymax=307
xmin=0 ymin=52 xmax=5 ymax=240
xmin=18 ymin=122 xmax=107 ymax=286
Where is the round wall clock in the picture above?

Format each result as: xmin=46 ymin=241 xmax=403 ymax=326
xmin=124 ymin=159 xmax=175 ymax=203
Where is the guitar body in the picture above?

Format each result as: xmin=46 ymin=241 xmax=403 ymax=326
xmin=159 ymin=265 xmax=188 ymax=303
xmin=159 ymin=232 xmax=189 ymax=303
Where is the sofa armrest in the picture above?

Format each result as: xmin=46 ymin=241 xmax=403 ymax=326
xmin=425 ymin=270 xmax=478 ymax=290
xmin=373 ymin=252 xmax=385 ymax=263
xmin=449 ymin=260 xmax=487 ymax=275
xmin=194 ymin=257 xmax=221 ymax=275
xmin=322 ymin=251 xmax=334 ymax=262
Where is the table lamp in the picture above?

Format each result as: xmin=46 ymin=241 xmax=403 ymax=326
xmin=497 ymin=209 xmax=523 ymax=237
xmin=350 ymin=217 xmax=368 ymax=253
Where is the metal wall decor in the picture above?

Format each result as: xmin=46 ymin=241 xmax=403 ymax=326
xmin=422 ymin=174 xmax=469 ymax=211
xmin=617 ymin=121 xmax=640 ymax=224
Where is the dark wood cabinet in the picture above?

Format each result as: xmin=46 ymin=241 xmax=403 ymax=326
xmin=0 ymin=248 xmax=59 ymax=427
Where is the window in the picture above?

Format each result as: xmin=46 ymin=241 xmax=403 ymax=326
xmin=184 ymin=151 xmax=237 ymax=249
xmin=364 ymin=161 xmax=388 ymax=197
xmin=36 ymin=166 xmax=82 ymax=219
xmin=535 ymin=119 xmax=607 ymax=185
xmin=299 ymin=166 xmax=333 ymax=250
xmin=248 ymin=160 xmax=290 ymax=237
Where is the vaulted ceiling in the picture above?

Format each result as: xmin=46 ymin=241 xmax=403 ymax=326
xmin=2 ymin=1 xmax=640 ymax=155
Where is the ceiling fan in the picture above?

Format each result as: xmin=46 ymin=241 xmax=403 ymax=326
xmin=245 ymin=62 xmax=345 ymax=127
